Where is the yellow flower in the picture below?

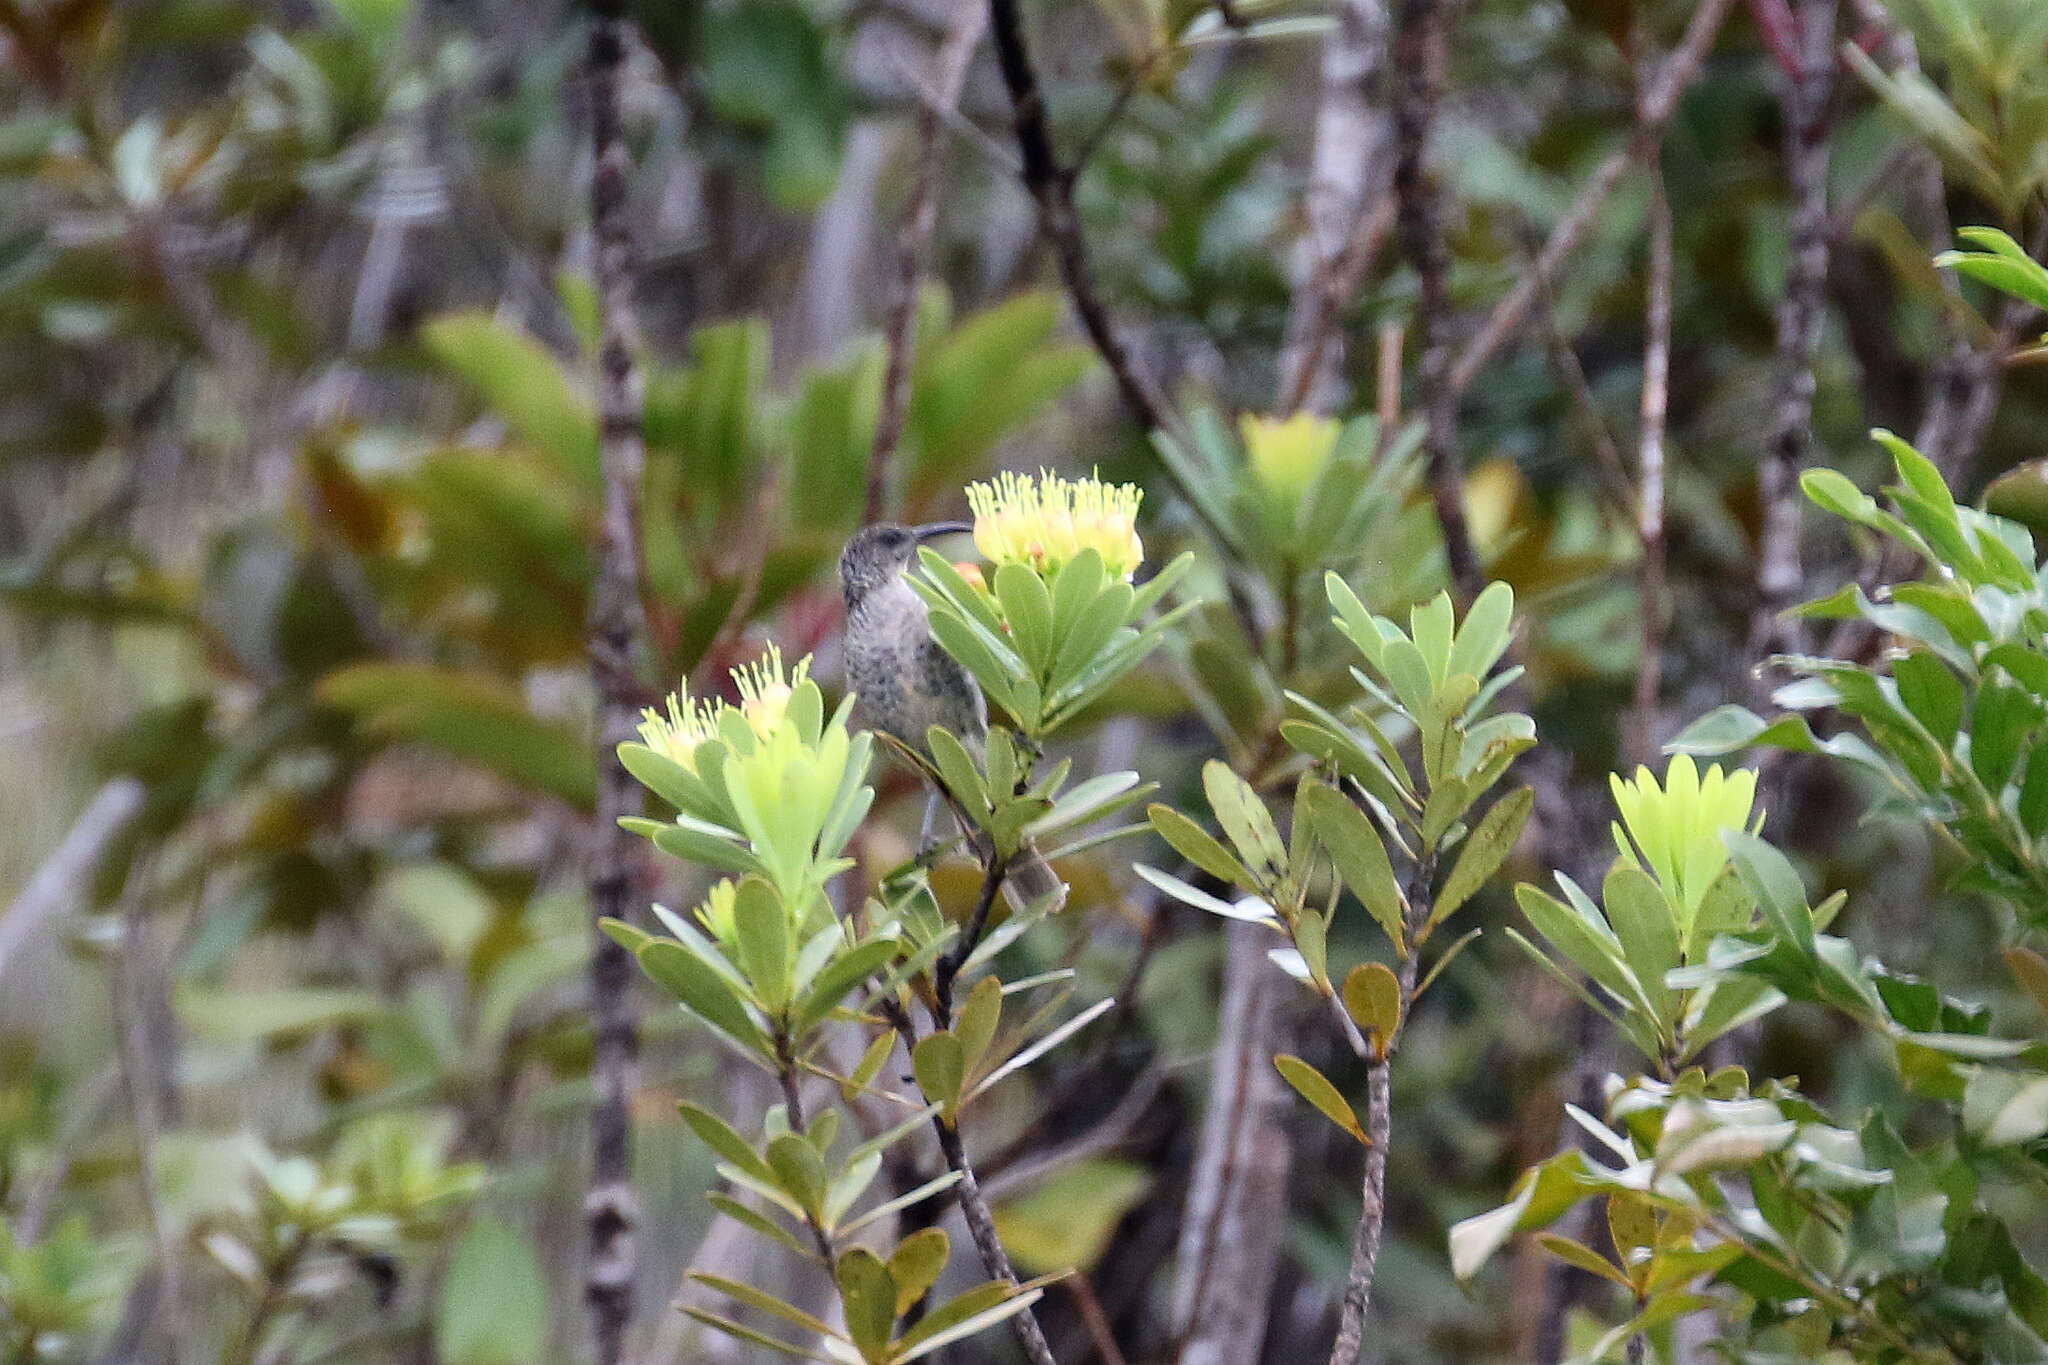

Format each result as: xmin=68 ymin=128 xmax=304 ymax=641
xmin=637 ymin=691 xmax=719 ymax=773
xmin=1240 ymin=412 xmax=1340 ymax=504
xmin=966 ymin=470 xmax=1145 ymax=579
xmin=735 ymin=645 xmax=807 ymax=742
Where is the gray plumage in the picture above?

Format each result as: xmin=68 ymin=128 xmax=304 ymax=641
xmin=840 ymin=523 xmax=1066 ymax=913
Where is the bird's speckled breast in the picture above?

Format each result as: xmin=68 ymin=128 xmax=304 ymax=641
xmin=844 ymin=577 xmax=988 ymax=757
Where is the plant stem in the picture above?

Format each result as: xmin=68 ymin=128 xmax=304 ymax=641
xmin=933 ymin=1117 xmax=1060 ymax=1365
xmin=1326 ymin=854 xmax=1431 ymax=1365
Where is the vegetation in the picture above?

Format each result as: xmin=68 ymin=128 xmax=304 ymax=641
xmin=5 ymin=2 xmax=2048 ymax=1364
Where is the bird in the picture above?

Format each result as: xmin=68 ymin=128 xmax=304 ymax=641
xmin=840 ymin=521 xmax=1067 ymax=915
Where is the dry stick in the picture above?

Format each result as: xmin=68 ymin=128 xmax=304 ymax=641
xmin=1276 ymin=0 xmax=1395 ymax=415
xmin=1326 ymin=856 xmax=1433 ymax=1365
xmin=584 ymin=7 xmax=651 ymax=1363
xmin=1445 ymin=0 xmax=1739 ymax=403
xmin=864 ymin=1 xmax=989 ymax=524
xmin=1747 ymin=0 xmax=1836 ymax=677
xmin=1390 ymin=0 xmax=1482 ymax=600
xmin=1631 ymin=130 xmax=1673 ymax=766
xmin=0 ymin=777 xmax=144 ymax=981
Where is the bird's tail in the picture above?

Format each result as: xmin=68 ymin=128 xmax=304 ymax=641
xmin=1001 ymin=839 xmax=1068 ymax=916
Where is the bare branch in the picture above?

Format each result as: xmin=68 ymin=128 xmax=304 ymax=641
xmin=583 ymin=7 xmax=651 ymax=1362
xmin=0 ymin=777 xmax=145 ymax=982
xmin=1390 ymin=0 xmax=1481 ymax=599
xmin=1748 ymin=0 xmax=1836 ymax=676
xmin=1277 ymin=0 xmax=1395 ymax=414
xmin=1631 ymin=135 xmax=1673 ymax=765
xmin=866 ymin=1 xmax=989 ymax=523
xmin=1446 ymin=0 xmax=1739 ymax=401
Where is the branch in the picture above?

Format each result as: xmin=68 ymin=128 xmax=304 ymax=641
xmin=1390 ymin=0 xmax=1481 ymax=599
xmin=1748 ymin=0 xmax=1837 ymax=677
xmin=0 ymin=777 xmax=145 ymax=981
xmin=1445 ymin=0 xmax=1738 ymax=402
xmin=1171 ymin=923 xmax=1294 ymax=1365
xmin=866 ymin=2 xmax=989 ymax=523
xmin=1276 ymin=0 xmax=1396 ymax=415
xmin=1326 ymin=856 xmax=1432 ymax=1365
xmin=1631 ymin=99 xmax=1673 ymax=766
xmin=583 ymin=7 xmax=651 ymax=1362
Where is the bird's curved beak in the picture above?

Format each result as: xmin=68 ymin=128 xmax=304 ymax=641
xmin=913 ymin=521 xmax=974 ymax=542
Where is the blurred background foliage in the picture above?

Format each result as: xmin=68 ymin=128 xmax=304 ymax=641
xmin=2 ymin=0 xmax=2046 ymax=1361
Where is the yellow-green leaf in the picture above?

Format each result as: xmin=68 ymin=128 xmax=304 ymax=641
xmin=1273 ymin=1053 xmax=1369 ymax=1145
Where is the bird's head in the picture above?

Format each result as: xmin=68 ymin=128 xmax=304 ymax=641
xmin=840 ymin=521 xmax=972 ymax=607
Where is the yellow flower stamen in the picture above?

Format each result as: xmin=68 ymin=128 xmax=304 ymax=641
xmin=965 ymin=469 xmax=1145 ymax=579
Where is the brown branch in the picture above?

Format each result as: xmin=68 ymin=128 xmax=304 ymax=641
xmin=935 ymin=1119 xmax=1061 ymax=1365
xmin=866 ymin=2 xmax=988 ymax=523
xmin=1277 ymin=0 xmax=1395 ymax=415
xmin=1390 ymin=0 xmax=1482 ymax=600
xmin=1445 ymin=0 xmax=1738 ymax=402
xmin=583 ymin=7 xmax=651 ymax=1363
xmin=1326 ymin=855 xmax=1432 ymax=1365
xmin=985 ymin=0 xmax=1172 ymax=437
xmin=1748 ymin=0 xmax=1837 ymax=679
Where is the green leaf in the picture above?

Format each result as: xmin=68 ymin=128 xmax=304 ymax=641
xmin=990 ymin=1159 xmax=1153 ymax=1274
xmin=1602 ymin=865 xmax=1681 ymax=1031
xmin=1723 ymin=831 xmax=1816 ymax=961
xmin=318 ymin=664 xmax=595 ymax=810
xmin=1429 ymin=786 xmax=1531 ymax=930
xmin=1147 ymin=804 xmax=1255 ymax=889
xmin=731 ymin=877 xmax=794 ymax=1010
xmin=437 ymin=1217 xmax=549 ymax=1365
xmin=954 ymin=977 xmax=1004 ymax=1077
xmin=766 ymin=1134 xmax=829 ymax=1218
xmin=678 ymin=1309 xmax=836 ymax=1362
xmin=679 ymin=1102 xmax=776 ymax=1185
xmin=795 ymin=937 xmax=901 ymax=1034
xmin=889 ymin=1229 xmax=950 ymax=1317
xmin=913 ymin=1033 xmax=966 ymax=1117
xmin=421 ymin=312 xmax=597 ymax=487
xmin=1274 ymin=1054 xmax=1369 ymax=1144
xmin=1342 ymin=962 xmax=1402 ymax=1045
xmin=174 ymin=986 xmax=387 ymax=1044
xmin=1534 ymin=1234 xmax=1632 ymax=1289
xmin=1301 ymin=780 xmax=1406 ymax=953
xmin=835 ymin=1248 xmax=897 ymax=1362
xmin=888 ymin=1227 xmax=950 ymax=1309
xmin=638 ymin=941 xmax=767 ymax=1051
xmin=994 ymin=563 xmax=1057 ymax=677
xmin=1447 ymin=581 xmax=1516 ymax=687
xmin=843 ymin=1033 xmax=898 ymax=1102
xmin=691 ymin=1273 xmax=841 ymax=1340
xmin=1203 ymin=760 xmax=1287 ymax=882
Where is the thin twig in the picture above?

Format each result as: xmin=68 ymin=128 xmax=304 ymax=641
xmin=1445 ymin=0 xmax=1738 ymax=401
xmin=1063 ymin=1273 xmax=1131 ymax=1365
xmin=1390 ymin=0 xmax=1481 ymax=600
xmin=1326 ymin=855 xmax=1432 ymax=1365
xmin=1631 ymin=112 xmax=1673 ymax=765
xmin=0 ymin=777 xmax=145 ymax=982
xmin=111 ymin=889 xmax=186 ymax=1365
xmin=1748 ymin=0 xmax=1836 ymax=679
xmin=866 ymin=1 xmax=989 ymax=523
xmin=1277 ymin=0 xmax=1395 ymax=414
xmin=583 ymin=7 xmax=652 ymax=1362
